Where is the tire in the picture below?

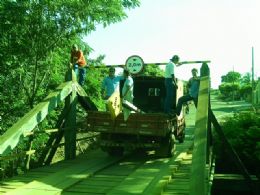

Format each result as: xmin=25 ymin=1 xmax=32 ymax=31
xmin=169 ymin=134 xmax=176 ymax=156
xmin=178 ymin=122 xmax=186 ymax=143
xmin=177 ymin=132 xmax=185 ymax=143
xmin=107 ymin=147 xmax=124 ymax=156
xmin=156 ymin=133 xmax=175 ymax=158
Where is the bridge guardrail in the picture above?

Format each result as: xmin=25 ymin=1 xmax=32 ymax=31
xmin=0 ymin=69 xmax=91 ymax=173
xmin=189 ymin=75 xmax=211 ymax=195
xmin=189 ymin=63 xmax=258 ymax=195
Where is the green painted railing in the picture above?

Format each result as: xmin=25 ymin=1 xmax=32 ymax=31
xmin=0 ymin=69 xmax=92 ymax=169
xmin=189 ymin=63 xmax=258 ymax=195
xmin=189 ymin=75 xmax=211 ymax=195
xmin=0 ymin=81 xmax=73 ymax=155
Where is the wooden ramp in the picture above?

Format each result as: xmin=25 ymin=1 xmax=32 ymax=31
xmin=0 ymin=152 xmax=123 ymax=195
xmin=162 ymin=151 xmax=192 ymax=194
xmin=0 ymin=150 xmax=194 ymax=195
xmin=0 ymin=108 xmax=197 ymax=195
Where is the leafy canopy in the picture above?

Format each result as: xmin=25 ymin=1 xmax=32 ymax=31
xmin=0 ymin=0 xmax=140 ymax=130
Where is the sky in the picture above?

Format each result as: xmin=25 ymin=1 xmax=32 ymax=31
xmin=84 ymin=0 xmax=260 ymax=89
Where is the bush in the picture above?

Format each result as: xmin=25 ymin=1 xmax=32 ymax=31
xmin=218 ymin=83 xmax=241 ymax=101
xmin=213 ymin=112 xmax=260 ymax=178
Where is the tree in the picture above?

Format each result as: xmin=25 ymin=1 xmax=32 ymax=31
xmin=240 ymin=73 xmax=251 ymax=85
xmin=239 ymin=73 xmax=252 ymax=99
xmin=0 ymin=0 xmax=140 ymax=106
xmin=143 ymin=64 xmax=164 ymax=76
xmin=0 ymin=0 xmax=140 ymax=131
xmin=219 ymin=71 xmax=252 ymax=100
xmin=221 ymin=71 xmax=241 ymax=83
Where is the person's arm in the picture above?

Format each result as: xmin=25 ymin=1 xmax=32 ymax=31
xmin=175 ymin=62 xmax=182 ymax=67
xmin=171 ymin=74 xmax=178 ymax=88
xmin=188 ymin=78 xmax=192 ymax=87
xmin=122 ymin=85 xmax=130 ymax=98
xmin=122 ymin=79 xmax=133 ymax=98
xmin=118 ymin=75 xmax=124 ymax=80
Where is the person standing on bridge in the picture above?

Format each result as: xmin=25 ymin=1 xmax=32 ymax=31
xmin=176 ymin=68 xmax=200 ymax=116
xmin=101 ymin=67 xmax=122 ymax=100
xmin=70 ymin=44 xmax=87 ymax=86
xmin=122 ymin=69 xmax=134 ymax=121
xmin=164 ymin=55 xmax=180 ymax=114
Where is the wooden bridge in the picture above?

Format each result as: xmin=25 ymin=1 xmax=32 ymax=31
xmin=0 ymin=67 xmax=259 ymax=195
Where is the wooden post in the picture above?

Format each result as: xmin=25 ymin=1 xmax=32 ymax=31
xmin=25 ymin=134 xmax=34 ymax=170
xmin=200 ymin=62 xmax=212 ymax=164
xmin=64 ymin=69 xmax=77 ymax=160
xmin=206 ymin=94 xmax=212 ymax=165
xmin=252 ymin=47 xmax=255 ymax=104
xmin=256 ymin=77 xmax=260 ymax=105
xmin=190 ymin=76 xmax=210 ymax=195
xmin=200 ymin=62 xmax=210 ymax=77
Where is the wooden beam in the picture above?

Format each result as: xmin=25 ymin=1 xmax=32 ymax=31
xmin=64 ymin=69 xmax=77 ymax=160
xmin=190 ymin=76 xmax=210 ymax=195
xmin=0 ymin=150 xmax=35 ymax=161
xmin=23 ymin=128 xmax=72 ymax=137
xmin=209 ymin=109 xmax=258 ymax=195
xmin=94 ymin=61 xmax=211 ymax=67
xmin=0 ymin=81 xmax=73 ymax=155
xmin=37 ymin=106 xmax=68 ymax=166
xmin=64 ymin=89 xmax=77 ymax=160
xmin=212 ymin=174 xmax=259 ymax=192
xmin=25 ymin=135 xmax=34 ymax=170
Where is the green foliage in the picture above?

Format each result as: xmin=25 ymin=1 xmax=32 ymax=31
xmin=241 ymin=73 xmax=251 ymax=85
xmin=0 ymin=0 xmax=140 ymax=131
xmin=84 ymin=65 xmax=108 ymax=110
xmin=142 ymin=64 xmax=164 ymax=76
xmin=219 ymin=71 xmax=253 ymax=100
xmin=240 ymin=84 xmax=252 ymax=99
xmin=218 ymin=82 xmax=240 ymax=100
xmin=221 ymin=71 xmax=241 ymax=83
xmin=0 ymin=0 xmax=140 ymax=178
xmin=214 ymin=112 xmax=260 ymax=178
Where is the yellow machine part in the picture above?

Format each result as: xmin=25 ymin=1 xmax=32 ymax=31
xmin=107 ymin=91 xmax=122 ymax=119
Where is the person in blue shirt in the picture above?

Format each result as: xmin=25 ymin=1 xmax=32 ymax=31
xmin=176 ymin=68 xmax=200 ymax=116
xmin=101 ymin=67 xmax=122 ymax=100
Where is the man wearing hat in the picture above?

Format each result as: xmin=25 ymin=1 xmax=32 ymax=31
xmin=176 ymin=68 xmax=200 ymax=116
xmin=164 ymin=55 xmax=180 ymax=114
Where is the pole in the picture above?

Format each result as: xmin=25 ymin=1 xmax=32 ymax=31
xmin=252 ymin=47 xmax=255 ymax=104
xmin=232 ymin=65 xmax=235 ymax=102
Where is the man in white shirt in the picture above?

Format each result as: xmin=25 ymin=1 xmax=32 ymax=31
xmin=122 ymin=69 xmax=134 ymax=121
xmin=164 ymin=55 xmax=180 ymax=114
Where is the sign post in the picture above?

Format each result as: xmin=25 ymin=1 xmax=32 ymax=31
xmin=125 ymin=55 xmax=145 ymax=75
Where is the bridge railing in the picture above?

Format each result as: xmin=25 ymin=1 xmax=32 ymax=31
xmin=0 ymin=69 xmax=95 ymax=175
xmin=189 ymin=73 xmax=211 ymax=195
xmin=189 ymin=63 xmax=258 ymax=195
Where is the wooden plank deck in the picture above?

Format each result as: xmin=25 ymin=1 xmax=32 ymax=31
xmin=0 ymin=106 xmax=197 ymax=195
xmin=0 ymin=152 xmax=123 ymax=195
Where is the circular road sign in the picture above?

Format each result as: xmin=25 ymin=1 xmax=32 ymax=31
xmin=125 ymin=55 xmax=145 ymax=75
